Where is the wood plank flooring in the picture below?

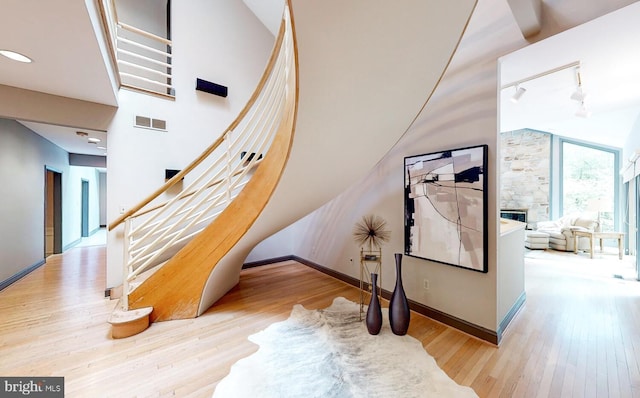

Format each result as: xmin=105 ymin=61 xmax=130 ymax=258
xmin=1 ymin=245 xmax=639 ymax=397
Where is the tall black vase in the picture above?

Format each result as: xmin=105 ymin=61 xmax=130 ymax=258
xmin=365 ymin=273 xmax=382 ymax=335
xmin=389 ymin=253 xmax=410 ymax=335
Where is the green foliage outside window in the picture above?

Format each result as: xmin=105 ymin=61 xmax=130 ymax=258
xmin=562 ymin=142 xmax=615 ymax=232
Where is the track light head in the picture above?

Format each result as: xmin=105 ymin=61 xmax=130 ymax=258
xmin=575 ymin=101 xmax=591 ymax=118
xmin=510 ymin=85 xmax=526 ymax=103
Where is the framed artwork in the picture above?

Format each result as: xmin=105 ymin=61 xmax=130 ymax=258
xmin=404 ymin=144 xmax=488 ymax=273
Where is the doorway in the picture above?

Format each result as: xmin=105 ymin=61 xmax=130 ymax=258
xmin=81 ymin=179 xmax=89 ymax=238
xmin=45 ymin=168 xmax=62 ymax=257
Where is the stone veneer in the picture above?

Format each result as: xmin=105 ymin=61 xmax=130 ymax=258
xmin=500 ymin=129 xmax=550 ymax=228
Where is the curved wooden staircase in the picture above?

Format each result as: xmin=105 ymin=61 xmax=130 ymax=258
xmin=106 ymin=0 xmax=478 ymax=337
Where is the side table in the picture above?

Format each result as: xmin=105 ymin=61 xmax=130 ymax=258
xmin=574 ymin=230 xmax=624 ymax=259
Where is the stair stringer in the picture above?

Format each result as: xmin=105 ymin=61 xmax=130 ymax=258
xmin=127 ymin=98 xmax=297 ymax=322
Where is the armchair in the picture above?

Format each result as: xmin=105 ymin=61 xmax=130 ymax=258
xmin=536 ymin=214 xmax=600 ymax=252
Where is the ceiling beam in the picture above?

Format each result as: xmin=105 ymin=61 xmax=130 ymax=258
xmin=0 ymin=84 xmax=117 ymax=132
xmin=507 ymin=0 xmax=541 ymax=38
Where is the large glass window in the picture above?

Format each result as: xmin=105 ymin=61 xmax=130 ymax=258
xmin=561 ymin=141 xmax=617 ymax=232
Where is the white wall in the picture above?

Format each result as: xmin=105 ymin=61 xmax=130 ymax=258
xmin=245 ymin=226 xmax=294 ymax=263
xmin=116 ymin=0 xmax=167 ymax=38
xmin=106 ymin=0 xmax=274 ymax=288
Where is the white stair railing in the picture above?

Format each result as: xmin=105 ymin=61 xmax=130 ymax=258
xmin=98 ymin=0 xmax=175 ymax=98
xmin=116 ymin=22 xmax=174 ymax=98
xmin=114 ymin=5 xmax=296 ymax=311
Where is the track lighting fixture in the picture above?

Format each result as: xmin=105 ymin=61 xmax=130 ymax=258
xmin=575 ymin=100 xmax=591 ymax=118
xmin=510 ymin=85 xmax=526 ymax=103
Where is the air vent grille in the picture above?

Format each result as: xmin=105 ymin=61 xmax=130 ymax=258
xmin=134 ymin=115 xmax=167 ymax=131
xmin=151 ymin=119 xmax=167 ymax=130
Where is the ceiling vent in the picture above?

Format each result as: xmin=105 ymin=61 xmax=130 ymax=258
xmin=134 ymin=115 xmax=167 ymax=131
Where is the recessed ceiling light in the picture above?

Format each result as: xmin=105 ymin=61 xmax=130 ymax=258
xmin=0 ymin=50 xmax=33 ymax=63
xmin=88 ymin=137 xmax=101 ymax=143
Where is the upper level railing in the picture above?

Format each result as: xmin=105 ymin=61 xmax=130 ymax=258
xmin=100 ymin=0 xmax=175 ymax=98
xmin=108 ymin=4 xmax=296 ymax=311
xmin=116 ymin=22 xmax=174 ymax=98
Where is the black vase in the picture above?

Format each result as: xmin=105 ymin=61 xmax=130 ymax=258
xmin=389 ymin=253 xmax=410 ymax=335
xmin=365 ymin=273 xmax=382 ymax=335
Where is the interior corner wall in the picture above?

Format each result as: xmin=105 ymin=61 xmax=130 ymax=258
xmin=0 ymin=119 xmax=68 ymax=283
xmin=106 ymin=0 xmax=274 ymax=289
xmin=244 ymin=226 xmax=295 ymax=263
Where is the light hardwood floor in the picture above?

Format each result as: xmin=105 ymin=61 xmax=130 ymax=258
xmin=1 ymin=246 xmax=639 ymax=397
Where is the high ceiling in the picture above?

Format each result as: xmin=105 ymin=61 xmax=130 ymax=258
xmin=500 ymin=2 xmax=640 ymax=148
xmin=0 ymin=1 xmax=638 ymax=155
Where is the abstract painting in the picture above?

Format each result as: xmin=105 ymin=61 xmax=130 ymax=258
xmin=404 ymin=145 xmax=488 ymax=272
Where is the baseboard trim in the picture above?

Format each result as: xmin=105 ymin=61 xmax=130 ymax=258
xmin=0 ymin=259 xmax=46 ymax=292
xmin=243 ymin=255 xmax=294 ymax=269
xmin=245 ymin=255 xmax=499 ymax=345
xmin=63 ymin=238 xmax=82 ymax=251
xmin=497 ymin=291 xmax=526 ymax=344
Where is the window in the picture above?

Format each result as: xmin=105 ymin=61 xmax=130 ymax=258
xmin=561 ymin=140 xmax=618 ymax=232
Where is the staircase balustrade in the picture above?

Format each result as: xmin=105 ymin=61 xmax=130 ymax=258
xmin=111 ymin=5 xmax=296 ymax=312
xmin=116 ymin=22 xmax=174 ymax=98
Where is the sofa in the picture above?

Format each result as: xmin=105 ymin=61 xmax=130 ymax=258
xmin=536 ymin=214 xmax=600 ymax=252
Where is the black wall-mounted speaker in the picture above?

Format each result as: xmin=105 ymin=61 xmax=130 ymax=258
xmin=196 ymin=78 xmax=228 ymax=98
xmin=165 ymin=169 xmax=182 ymax=181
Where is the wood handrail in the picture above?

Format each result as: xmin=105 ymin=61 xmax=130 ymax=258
xmin=108 ymin=21 xmax=287 ymax=231
xmin=118 ymin=22 xmax=172 ymax=46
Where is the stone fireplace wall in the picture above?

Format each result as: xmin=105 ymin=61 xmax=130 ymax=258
xmin=500 ymin=129 xmax=551 ymax=229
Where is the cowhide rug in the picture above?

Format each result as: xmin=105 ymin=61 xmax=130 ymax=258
xmin=212 ymin=297 xmax=478 ymax=398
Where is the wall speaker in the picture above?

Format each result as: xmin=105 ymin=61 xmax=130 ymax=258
xmin=165 ymin=169 xmax=182 ymax=181
xmin=240 ymin=151 xmax=263 ymax=166
xmin=196 ymin=78 xmax=228 ymax=98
